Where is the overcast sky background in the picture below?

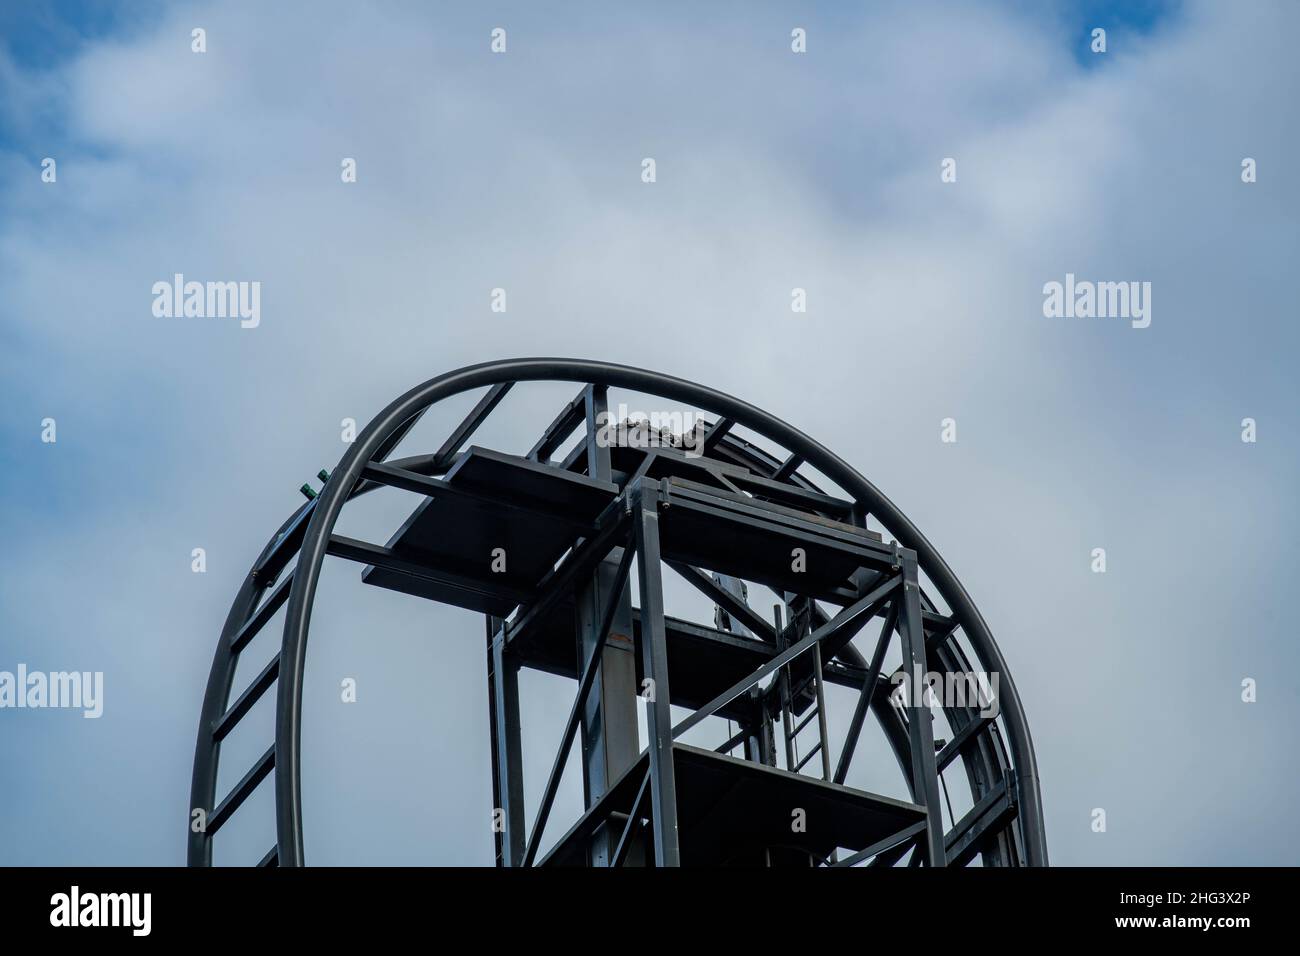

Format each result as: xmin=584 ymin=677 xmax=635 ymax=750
xmin=1 ymin=0 xmax=1297 ymax=866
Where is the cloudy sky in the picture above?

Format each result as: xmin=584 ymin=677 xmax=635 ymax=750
xmin=1 ymin=0 xmax=1297 ymax=866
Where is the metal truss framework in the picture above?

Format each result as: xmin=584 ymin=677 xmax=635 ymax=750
xmin=190 ymin=358 xmax=1047 ymax=867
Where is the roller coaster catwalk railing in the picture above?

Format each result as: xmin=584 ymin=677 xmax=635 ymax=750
xmin=190 ymin=358 xmax=1047 ymax=867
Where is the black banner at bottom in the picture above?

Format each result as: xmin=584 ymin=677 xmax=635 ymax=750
xmin=0 ymin=866 xmax=1279 ymax=941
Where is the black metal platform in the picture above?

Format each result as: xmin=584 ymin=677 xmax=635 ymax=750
xmin=654 ymin=477 xmax=893 ymax=604
xmin=360 ymin=447 xmax=617 ymax=615
xmin=540 ymin=743 xmax=927 ymax=866
xmin=362 ymin=446 xmax=883 ymax=617
xmin=361 ymin=445 xmax=893 ymax=716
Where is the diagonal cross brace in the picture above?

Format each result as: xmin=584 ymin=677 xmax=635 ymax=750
xmin=670 ymin=572 xmax=902 ymax=741
xmin=522 ymin=535 xmax=635 ymax=866
xmin=665 ymin=561 xmax=777 ymax=643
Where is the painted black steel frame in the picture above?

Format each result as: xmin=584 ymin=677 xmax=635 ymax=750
xmin=190 ymin=358 xmax=1047 ymax=867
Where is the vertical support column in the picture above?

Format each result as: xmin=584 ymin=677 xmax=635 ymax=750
xmin=575 ymin=552 xmax=640 ymax=864
xmin=576 ymin=385 xmax=641 ymax=866
xmin=484 ymin=616 xmax=504 ymax=867
xmin=897 ymin=549 xmax=947 ymax=866
xmin=714 ymin=573 xmax=774 ymax=767
xmin=488 ymin=622 xmax=526 ymax=866
xmin=633 ymin=484 xmax=681 ymax=866
xmin=583 ymin=384 xmax=612 ymax=479
xmin=741 ymin=689 xmax=776 ymax=767
xmin=774 ymin=604 xmax=797 ymax=771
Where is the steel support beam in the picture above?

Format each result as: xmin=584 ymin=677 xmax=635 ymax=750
xmin=672 ymin=572 xmax=902 ymax=740
xmin=700 ymin=416 xmax=734 ymax=454
xmin=208 ymin=745 xmax=275 ymax=837
xmin=898 ymin=551 xmax=946 ymax=866
xmin=833 ymin=819 xmax=928 ymax=868
xmin=577 ymin=386 xmax=641 ymax=866
xmin=432 ymin=382 xmax=512 ymax=469
xmin=575 ymin=549 xmax=640 ymax=865
xmin=527 ymin=387 xmax=587 ymax=462
xmin=834 ymin=600 xmax=898 ymax=784
xmin=523 ymin=538 xmax=636 ymax=866
xmin=666 ymin=561 xmax=776 ymax=643
xmin=633 ymin=490 xmax=681 ymax=866
xmin=484 ymin=616 xmax=505 ymax=867
xmin=945 ymin=771 xmax=1017 ymax=867
xmin=212 ymin=654 xmax=280 ymax=743
xmin=489 ymin=624 xmax=526 ymax=866
xmin=505 ymin=500 xmax=629 ymax=652
xmin=937 ymin=712 xmax=997 ymax=773
xmin=611 ymin=770 xmax=651 ymax=867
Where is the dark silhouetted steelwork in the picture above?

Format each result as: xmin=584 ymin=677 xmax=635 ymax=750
xmin=190 ymin=358 xmax=1047 ymax=867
